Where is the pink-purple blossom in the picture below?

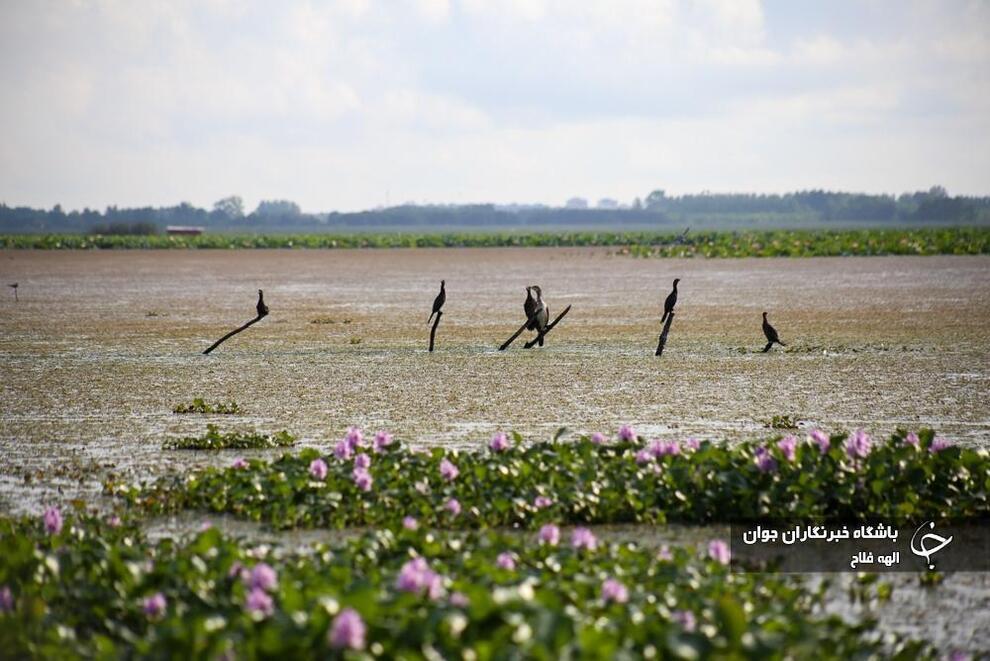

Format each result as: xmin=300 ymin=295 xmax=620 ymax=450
xmin=489 ymin=432 xmax=511 ymax=453
xmin=43 ymin=506 xmax=62 ymax=535
xmin=533 ymin=495 xmax=553 ymax=509
xmin=107 ymin=515 xmax=122 ymax=528
xmin=590 ymin=432 xmax=607 ymax=445
xmin=232 ymin=457 xmax=249 ymax=469
xmin=445 ymin=498 xmax=461 ymax=516
xmin=245 ymin=587 xmax=274 ymax=617
xmin=685 ymin=438 xmax=700 ymax=451
xmin=248 ymin=563 xmax=278 ymax=592
xmin=635 ymin=448 xmax=653 ymax=465
xmin=395 ymin=557 xmax=443 ymax=600
xmin=354 ymin=453 xmax=371 ymax=470
xmin=345 ymin=427 xmax=364 ymax=450
xmin=650 ymin=439 xmax=680 ymax=457
xmin=904 ymin=432 xmax=920 ymax=447
xmin=143 ymin=592 xmax=166 ymax=618
xmin=353 ymin=468 xmax=373 ymax=492
xmin=601 ymin=578 xmax=629 ymax=604
xmin=618 ymin=425 xmax=636 ymax=442
xmin=333 ymin=439 xmax=353 ymax=460
xmin=1 ymin=586 xmax=14 ymax=613
xmin=672 ymin=610 xmax=696 ymax=632
xmin=571 ymin=527 xmax=598 ymax=551
xmin=809 ymin=429 xmax=830 ymax=454
xmin=755 ymin=446 xmax=777 ymax=473
xmin=777 ymin=435 xmax=797 ymax=462
xmin=708 ymin=539 xmax=731 ymax=565
xmin=374 ymin=430 xmax=393 ymax=453
xmin=449 ymin=592 xmax=470 ymax=608
xmin=657 ymin=545 xmax=672 ymax=561
xmin=845 ymin=429 xmax=872 ymax=459
xmin=538 ymin=524 xmax=560 ymax=545
xmin=402 ymin=516 xmax=418 ymax=530
xmin=496 ymin=552 xmax=517 ymax=570
xmin=328 ymin=608 xmax=366 ymax=651
xmin=309 ymin=458 xmax=328 ymax=480
xmin=930 ymin=438 xmax=953 ymax=453
xmin=440 ymin=458 xmax=459 ymax=481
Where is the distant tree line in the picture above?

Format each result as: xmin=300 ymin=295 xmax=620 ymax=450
xmin=1 ymin=187 xmax=987 ymax=234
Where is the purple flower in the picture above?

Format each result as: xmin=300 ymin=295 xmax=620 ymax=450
xmin=444 ymin=498 xmax=461 ymax=516
xmin=657 ymin=545 xmax=672 ymax=561
xmin=777 ymin=435 xmax=797 ymax=462
xmin=396 ymin=557 xmax=443 ymax=600
xmin=0 ymin=586 xmax=14 ymax=613
xmin=809 ymin=429 xmax=830 ymax=454
xmin=635 ymin=448 xmax=653 ymax=465
xmin=489 ymin=432 xmax=511 ymax=453
xmin=345 ymin=427 xmax=364 ymax=450
xmin=143 ymin=592 xmax=166 ymax=618
xmin=228 ymin=561 xmax=245 ymax=579
xmin=496 ymin=552 xmax=516 ymax=570
xmin=708 ymin=539 xmax=730 ymax=565
xmin=948 ymin=651 xmax=971 ymax=661
xmin=328 ymin=608 xmax=366 ymax=651
xmin=601 ymin=578 xmax=628 ymax=604
xmin=245 ymin=587 xmax=274 ymax=618
xmin=904 ymin=431 xmax=920 ymax=447
xmin=449 ymin=592 xmax=470 ymax=608
xmin=755 ymin=446 xmax=777 ymax=473
xmin=374 ymin=430 xmax=393 ymax=453
xmin=618 ymin=425 xmax=636 ymax=442
xmin=845 ymin=429 xmax=872 ymax=459
xmin=248 ymin=563 xmax=278 ymax=592
xmin=533 ymin=495 xmax=553 ymax=509
xmin=333 ymin=439 xmax=353 ymax=461
xmin=538 ymin=524 xmax=560 ymax=545
xmin=232 ymin=457 xmax=249 ymax=469
xmin=353 ymin=469 xmax=373 ymax=492
xmin=309 ymin=458 xmax=328 ymax=480
xmin=571 ymin=527 xmax=598 ymax=551
xmin=354 ymin=453 xmax=371 ymax=470
xmin=590 ymin=432 xmax=607 ymax=445
xmin=440 ymin=458 xmax=459 ymax=481
xmin=402 ymin=516 xmax=418 ymax=530
xmin=43 ymin=506 xmax=62 ymax=535
xmin=107 ymin=515 xmax=122 ymax=528
xmin=672 ymin=609 xmax=696 ymax=632
xmin=930 ymin=438 xmax=953 ymax=453
xmin=685 ymin=438 xmax=700 ymax=451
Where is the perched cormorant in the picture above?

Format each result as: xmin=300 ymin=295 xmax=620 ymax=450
xmin=761 ymin=311 xmax=786 ymax=352
xmin=256 ymin=289 xmax=269 ymax=318
xmin=660 ymin=278 xmax=679 ymax=323
xmin=528 ymin=285 xmax=549 ymax=346
xmin=427 ymin=280 xmax=446 ymax=324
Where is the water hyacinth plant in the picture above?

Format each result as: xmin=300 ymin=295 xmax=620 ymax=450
xmin=0 ymin=510 xmax=932 ymax=658
xmin=113 ymin=428 xmax=989 ymax=529
xmin=162 ymin=424 xmax=295 ymax=450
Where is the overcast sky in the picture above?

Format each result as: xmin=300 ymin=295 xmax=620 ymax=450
xmin=1 ymin=0 xmax=988 ymax=212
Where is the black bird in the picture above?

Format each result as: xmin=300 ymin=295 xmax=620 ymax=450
xmin=527 ymin=285 xmax=549 ymax=346
xmin=660 ymin=278 xmax=679 ymax=323
xmin=427 ymin=280 xmax=446 ymax=325
xmin=8 ymin=283 xmax=17 ymax=302
xmin=761 ymin=311 xmax=786 ymax=352
xmin=256 ymin=289 xmax=269 ymax=317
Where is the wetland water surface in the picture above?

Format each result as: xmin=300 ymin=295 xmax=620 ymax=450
xmin=1 ymin=248 xmax=989 ymax=510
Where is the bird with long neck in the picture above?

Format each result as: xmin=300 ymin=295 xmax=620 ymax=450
xmin=428 ymin=280 xmax=446 ymax=324
xmin=523 ymin=286 xmax=538 ymax=330
xmin=256 ymin=289 xmax=269 ymax=318
xmin=660 ymin=278 xmax=679 ymax=323
xmin=530 ymin=285 xmax=549 ymax=346
xmin=761 ymin=311 xmax=786 ymax=352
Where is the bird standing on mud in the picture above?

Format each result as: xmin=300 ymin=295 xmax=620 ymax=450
xmin=761 ymin=312 xmax=786 ymax=352
xmin=524 ymin=285 xmax=550 ymax=346
xmin=660 ymin=278 xmax=679 ymax=323
xmin=256 ymin=289 xmax=269 ymax=318
xmin=427 ymin=280 xmax=446 ymax=324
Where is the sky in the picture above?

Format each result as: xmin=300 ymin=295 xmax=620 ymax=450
xmin=0 ymin=0 xmax=988 ymax=213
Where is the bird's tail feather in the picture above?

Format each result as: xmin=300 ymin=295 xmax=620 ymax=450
xmin=660 ymin=311 xmax=669 ymax=324
xmin=427 ymin=312 xmax=435 ymax=325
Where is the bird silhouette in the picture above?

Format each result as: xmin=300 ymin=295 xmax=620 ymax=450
xmin=528 ymin=285 xmax=549 ymax=346
xmin=660 ymin=278 xmax=679 ymax=323
xmin=256 ymin=289 xmax=269 ymax=318
xmin=427 ymin=280 xmax=446 ymax=324
xmin=761 ymin=311 xmax=786 ymax=352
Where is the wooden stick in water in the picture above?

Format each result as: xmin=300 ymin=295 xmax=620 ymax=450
xmin=429 ymin=310 xmax=443 ymax=352
xmin=524 ymin=305 xmax=572 ymax=349
xmin=655 ymin=311 xmax=675 ymax=357
xmin=203 ymin=314 xmax=266 ymax=355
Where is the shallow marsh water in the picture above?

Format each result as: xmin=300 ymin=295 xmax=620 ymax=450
xmin=1 ymin=248 xmax=989 ymax=653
